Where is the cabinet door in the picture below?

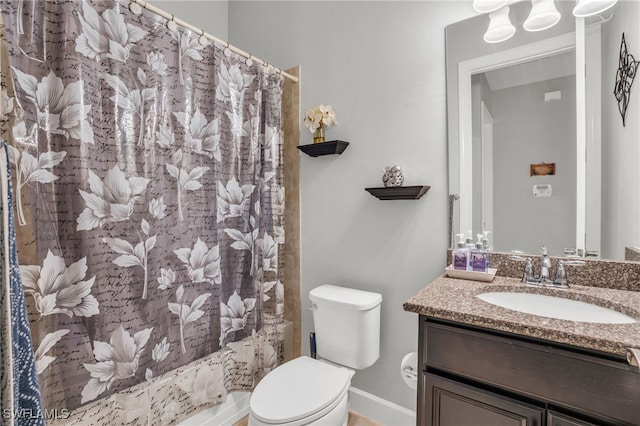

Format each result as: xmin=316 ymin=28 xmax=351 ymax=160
xmin=547 ymin=411 xmax=603 ymax=426
xmin=424 ymin=373 xmax=544 ymax=426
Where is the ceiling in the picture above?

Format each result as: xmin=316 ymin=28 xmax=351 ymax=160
xmin=482 ymin=50 xmax=576 ymax=91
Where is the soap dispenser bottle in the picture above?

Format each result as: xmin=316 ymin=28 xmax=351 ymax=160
xmin=482 ymin=230 xmax=492 ymax=251
xmin=452 ymin=234 xmax=469 ymax=270
xmin=465 ymin=230 xmax=475 ymax=270
xmin=470 ymin=235 xmax=488 ymax=273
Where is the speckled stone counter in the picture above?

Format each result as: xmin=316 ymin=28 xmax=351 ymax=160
xmin=403 ymin=275 xmax=640 ymax=357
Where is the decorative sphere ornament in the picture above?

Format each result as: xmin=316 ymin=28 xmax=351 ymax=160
xmin=382 ymin=165 xmax=404 ymax=187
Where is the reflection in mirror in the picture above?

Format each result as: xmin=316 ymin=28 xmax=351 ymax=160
xmin=472 ymin=53 xmax=576 ymax=256
xmin=446 ymin=0 xmax=640 ymax=261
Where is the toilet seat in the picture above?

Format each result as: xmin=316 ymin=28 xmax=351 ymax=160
xmin=249 ymin=356 xmax=352 ymax=425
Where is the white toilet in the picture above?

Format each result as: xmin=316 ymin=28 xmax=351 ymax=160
xmin=248 ymin=285 xmax=382 ymax=426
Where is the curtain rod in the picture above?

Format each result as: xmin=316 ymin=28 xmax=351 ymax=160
xmin=129 ymin=0 xmax=299 ymax=83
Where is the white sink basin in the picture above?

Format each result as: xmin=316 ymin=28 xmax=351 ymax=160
xmin=476 ymin=292 xmax=637 ymax=324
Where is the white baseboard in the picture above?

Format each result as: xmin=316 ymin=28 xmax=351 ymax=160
xmin=348 ymin=387 xmax=416 ymax=426
xmin=178 ymin=387 xmax=416 ymax=426
xmin=178 ymin=391 xmax=251 ymax=426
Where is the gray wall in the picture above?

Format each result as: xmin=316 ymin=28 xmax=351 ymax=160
xmin=601 ymin=0 xmax=640 ymax=260
xmin=157 ymin=0 xmax=228 ymax=40
xmin=492 ymin=76 xmax=576 ymax=256
xmin=228 ymin=1 xmax=476 ymax=411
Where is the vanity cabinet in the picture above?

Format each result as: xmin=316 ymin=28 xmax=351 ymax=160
xmin=418 ymin=317 xmax=640 ymax=426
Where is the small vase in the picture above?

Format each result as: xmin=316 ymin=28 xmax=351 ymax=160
xmin=313 ymin=126 xmax=325 ymax=144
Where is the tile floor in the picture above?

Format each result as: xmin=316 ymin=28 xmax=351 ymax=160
xmin=233 ymin=411 xmax=382 ymax=426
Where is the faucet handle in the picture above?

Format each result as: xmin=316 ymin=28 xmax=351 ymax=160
xmin=509 ymin=255 xmax=536 ymax=282
xmin=510 ymin=257 xmax=534 ymax=283
xmin=585 ymin=250 xmax=600 ymax=258
xmin=563 ymin=260 xmax=586 ymax=266
xmin=553 ymin=261 xmax=568 ymax=287
xmin=553 ymin=260 xmax=585 ymax=288
xmin=509 ymin=254 xmax=528 ymax=262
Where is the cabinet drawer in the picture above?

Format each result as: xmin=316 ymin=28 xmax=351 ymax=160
xmin=422 ymin=319 xmax=640 ymax=425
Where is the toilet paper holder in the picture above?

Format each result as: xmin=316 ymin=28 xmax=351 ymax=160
xmin=400 ymin=352 xmax=418 ymax=390
xmin=402 ymin=365 xmax=417 ymax=380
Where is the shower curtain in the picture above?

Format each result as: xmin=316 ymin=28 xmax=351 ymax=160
xmin=0 ymin=0 xmax=285 ymax=421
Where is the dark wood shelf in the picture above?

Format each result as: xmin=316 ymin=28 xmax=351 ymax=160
xmin=297 ymin=140 xmax=349 ymax=157
xmin=365 ymin=185 xmax=430 ymax=200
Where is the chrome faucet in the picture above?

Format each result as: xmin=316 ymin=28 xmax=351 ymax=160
xmin=511 ymin=246 xmax=583 ymax=289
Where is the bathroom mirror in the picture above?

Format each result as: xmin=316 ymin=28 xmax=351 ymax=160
xmin=446 ymin=0 xmax=639 ymax=261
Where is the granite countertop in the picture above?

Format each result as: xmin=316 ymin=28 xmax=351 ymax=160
xmin=403 ymin=275 xmax=640 ymax=357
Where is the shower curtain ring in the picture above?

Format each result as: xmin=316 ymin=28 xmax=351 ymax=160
xmin=198 ymin=28 xmax=208 ymax=45
xmin=129 ymin=0 xmax=143 ymax=15
xmin=246 ymin=54 xmax=254 ymax=67
xmin=167 ymin=14 xmax=178 ymax=31
xmin=223 ymin=41 xmax=231 ymax=57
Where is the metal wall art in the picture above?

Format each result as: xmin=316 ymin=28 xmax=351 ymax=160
xmin=614 ymin=33 xmax=639 ymax=127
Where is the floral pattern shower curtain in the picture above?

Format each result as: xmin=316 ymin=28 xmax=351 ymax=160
xmin=0 ymin=0 xmax=284 ymax=414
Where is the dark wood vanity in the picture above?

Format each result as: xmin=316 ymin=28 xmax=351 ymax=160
xmin=418 ymin=318 xmax=640 ymax=426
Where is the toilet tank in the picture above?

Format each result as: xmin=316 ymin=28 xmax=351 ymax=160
xmin=309 ymin=285 xmax=382 ymax=370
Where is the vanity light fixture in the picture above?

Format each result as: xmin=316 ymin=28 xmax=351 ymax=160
xmin=484 ymin=6 xmax=516 ymax=43
xmin=473 ymin=0 xmax=510 ymax=13
xmin=523 ymin=0 xmax=561 ymax=32
xmin=572 ymin=0 xmax=618 ymax=17
xmin=475 ymin=0 xmax=618 ymax=43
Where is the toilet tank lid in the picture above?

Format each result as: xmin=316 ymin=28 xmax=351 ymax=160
xmin=310 ymin=285 xmax=382 ymax=310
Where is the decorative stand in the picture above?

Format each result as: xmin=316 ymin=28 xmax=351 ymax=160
xmin=365 ymin=186 xmax=430 ymax=200
xmin=297 ymin=140 xmax=349 ymax=157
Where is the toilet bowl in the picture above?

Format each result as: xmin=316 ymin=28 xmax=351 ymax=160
xmin=248 ymin=356 xmax=354 ymax=426
xmin=248 ymin=285 xmax=382 ymax=426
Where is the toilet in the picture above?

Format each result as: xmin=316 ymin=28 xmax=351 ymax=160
xmin=248 ymin=285 xmax=382 ymax=426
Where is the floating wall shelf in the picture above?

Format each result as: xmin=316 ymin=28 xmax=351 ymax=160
xmin=297 ymin=140 xmax=349 ymax=157
xmin=365 ymin=185 xmax=430 ymax=200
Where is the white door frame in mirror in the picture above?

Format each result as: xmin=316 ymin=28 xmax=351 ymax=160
xmin=481 ymin=101 xmax=494 ymax=234
xmin=454 ymin=23 xmax=600 ymax=254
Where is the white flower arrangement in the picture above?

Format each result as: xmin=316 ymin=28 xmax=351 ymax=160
xmin=303 ymin=104 xmax=337 ymax=133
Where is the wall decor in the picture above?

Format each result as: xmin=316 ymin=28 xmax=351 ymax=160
xmin=614 ymin=32 xmax=639 ymax=127
xmin=530 ymin=162 xmax=556 ymax=176
xmin=303 ymin=104 xmax=337 ymax=143
xmin=382 ymin=165 xmax=404 ymax=187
